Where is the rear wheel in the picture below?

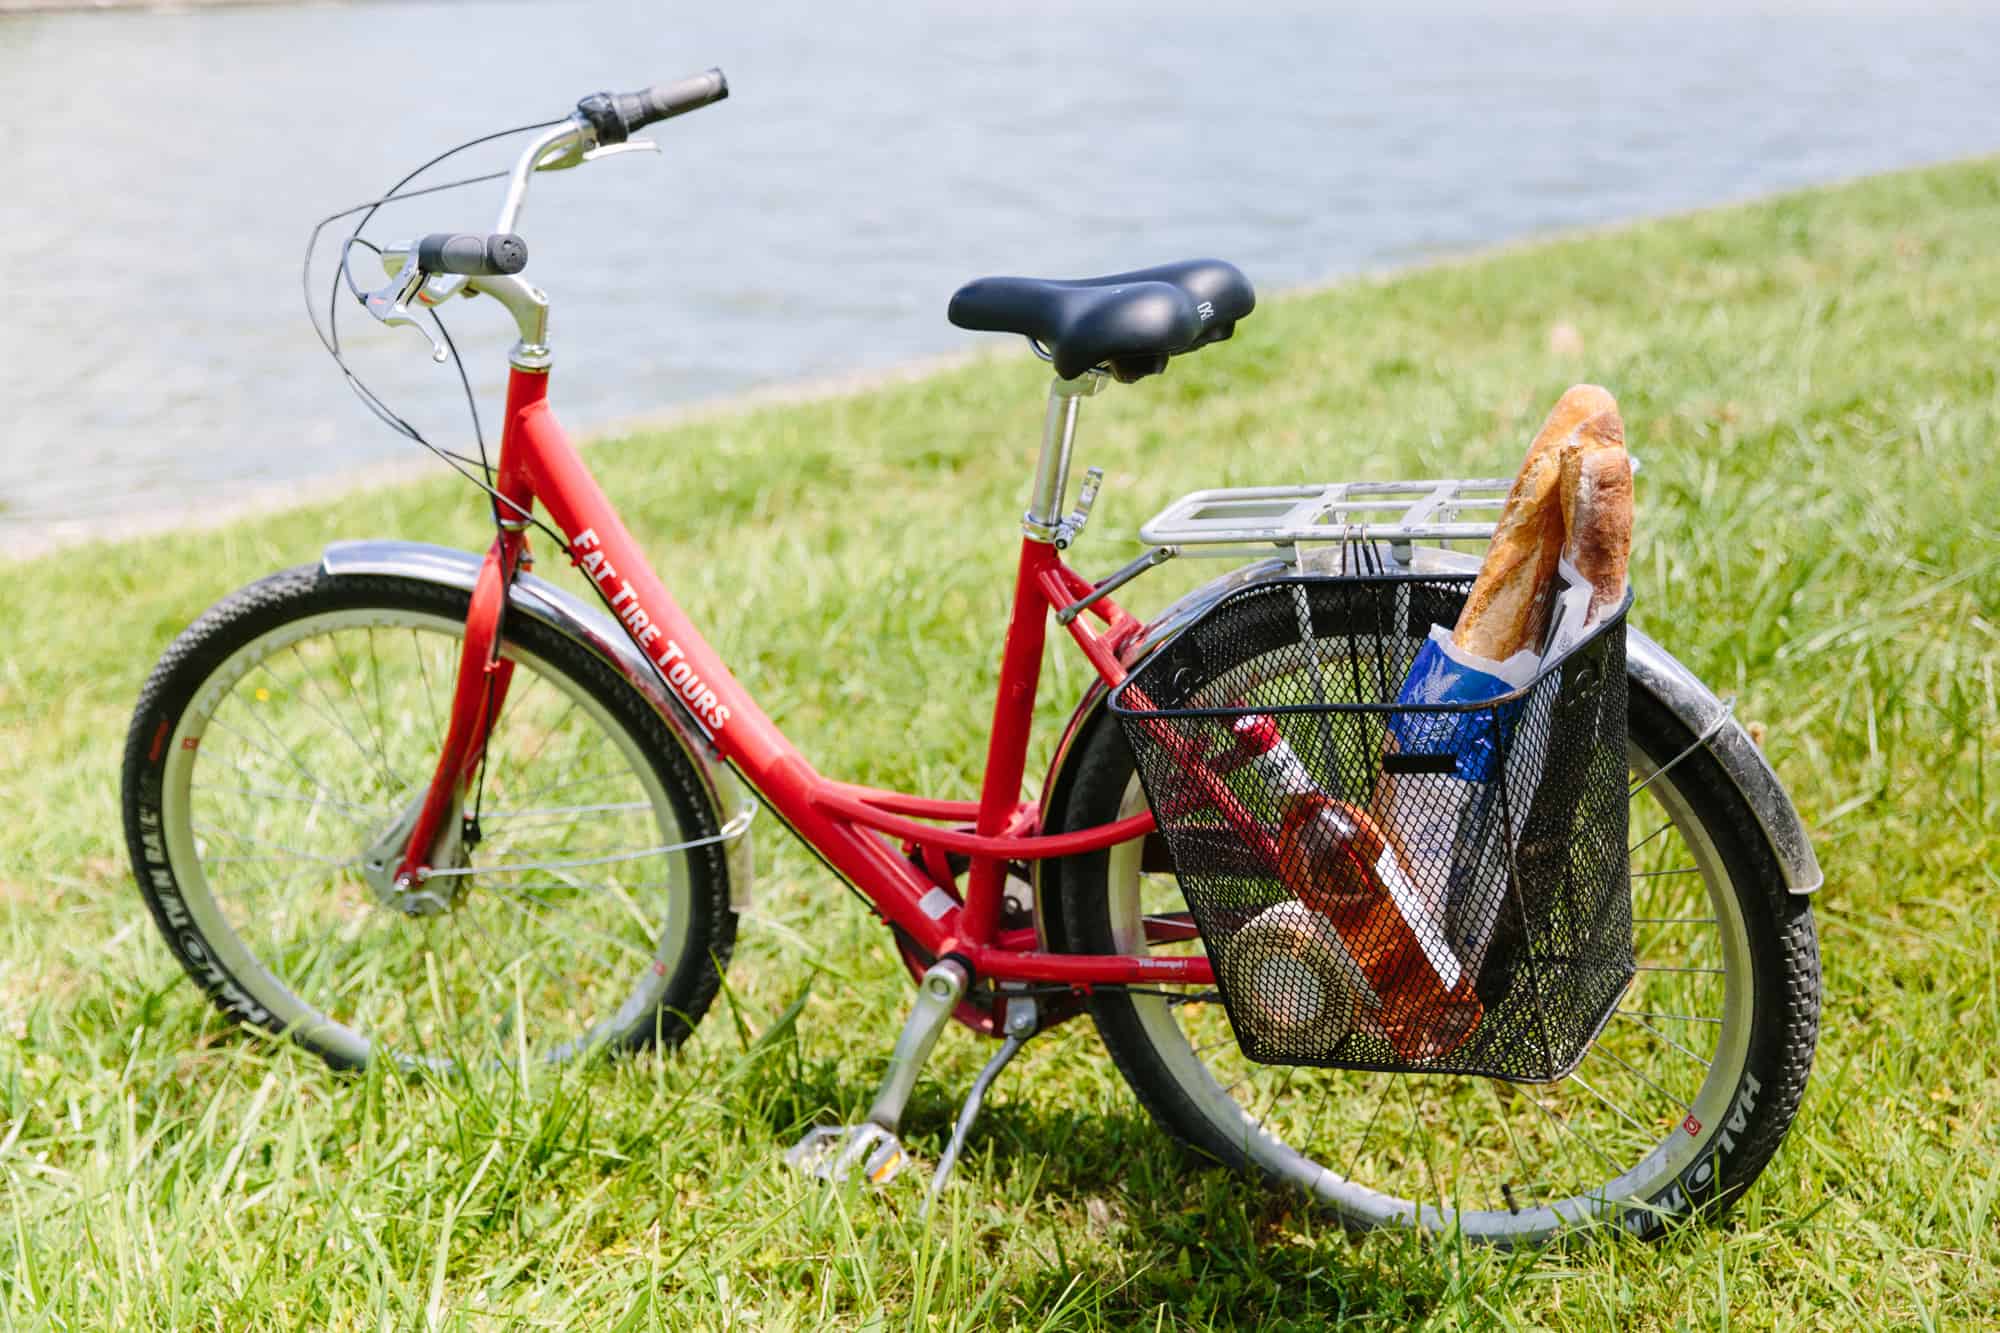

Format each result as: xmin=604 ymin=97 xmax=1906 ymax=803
xmin=1046 ymin=688 xmax=1819 ymax=1242
xmin=122 ymin=565 xmax=737 ymax=1071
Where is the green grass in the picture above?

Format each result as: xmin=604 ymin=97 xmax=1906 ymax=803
xmin=3 ymin=156 xmax=1998 ymax=1328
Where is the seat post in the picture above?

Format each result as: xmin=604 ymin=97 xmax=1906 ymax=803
xmin=1023 ymin=370 xmax=1104 ymax=542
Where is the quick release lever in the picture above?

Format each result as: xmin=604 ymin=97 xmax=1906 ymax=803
xmin=1053 ymin=466 xmax=1104 ymax=549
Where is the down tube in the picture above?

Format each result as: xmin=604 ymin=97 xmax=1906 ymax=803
xmin=511 ymin=400 xmax=938 ymax=917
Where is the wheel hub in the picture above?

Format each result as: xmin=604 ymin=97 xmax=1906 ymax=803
xmin=358 ymin=798 xmax=469 ymax=914
xmin=388 ymin=880 xmax=457 ymax=917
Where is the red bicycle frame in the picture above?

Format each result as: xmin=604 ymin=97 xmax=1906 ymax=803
xmin=398 ymin=364 xmax=1223 ymax=995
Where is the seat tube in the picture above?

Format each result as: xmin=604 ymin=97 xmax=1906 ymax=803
xmin=962 ymin=372 xmax=1103 ymax=945
xmin=962 ymin=538 xmax=1055 ymax=945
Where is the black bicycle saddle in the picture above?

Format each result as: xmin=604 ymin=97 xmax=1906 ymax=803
xmin=947 ymin=258 xmax=1255 ymax=381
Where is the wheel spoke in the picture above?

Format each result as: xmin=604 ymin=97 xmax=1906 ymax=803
xmin=192 ymin=781 xmax=377 ymax=824
xmin=1561 ymin=1070 xmax=1655 ymax=1139
xmin=276 ymin=652 xmax=395 ymax=796
xmin=451 ymin=905 xmax=567 ymax=1045
xmin=1253 ymin=1066 xmax=1298 ymax=1134
xmin=1584 ymin=1042 xmax=1696 ymax=1118
xmin=1612 ymin=1010 xmax=1714 ymax=1068
xmin=366 ymin=628 xmax=394 ymax=775
xmin=322 ymin=639 xmax=405 ymax=793
xmin=1340 ymin=1079 xmax=1392 ymax=1184
xmin=504 ymin=688 xmax=582 ymax=787
xmin=191 ymin=769 xmax=375 ymax=837
xmin=1618 ymin=1007 xmax=1722 ymax=1026
xmin=203 ymin=715 xmax=349 ymax=810
xmin=203 ymin=851 xmax=358 ymax=870
xmin=1627 ymin=819 xmax=1674 ymax=856
xmin=1488 ymin=1084 xmax=1544 ymax=1212
xmin=261 ymin=890 xmax=391 ymax=1021
xmin=410 ymin=627 xmax=445 ymax=748
xmin=477 ymin=885 xmax=648 ymax=975
xmin=1399 ymin=1077 xmax=1447 ymax=1219
xmin=488 ymin=771 xmax=628 ymax=809
xmin=190 ymin=819 xmax=355 ymax=868
xmin=478 ymin=801 xmax=653 ymax=821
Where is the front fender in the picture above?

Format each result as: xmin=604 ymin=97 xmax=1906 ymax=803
xmin=1037 ymin=557 xmax=1821 ymax=899
xmin=320 ymin=540 xmax=757 ymax=906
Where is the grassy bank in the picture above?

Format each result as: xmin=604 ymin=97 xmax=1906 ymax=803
xmin=2 ymin=157 xmax=1996 ymax=1328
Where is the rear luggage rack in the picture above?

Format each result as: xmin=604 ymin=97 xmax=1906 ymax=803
xmin=1139 ymin=477 xmax=1513 ymax=558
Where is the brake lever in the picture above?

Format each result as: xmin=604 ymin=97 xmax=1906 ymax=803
xmin=359 ymin=258 xmax=450 ymax=363
xmin=534 ymin=137 xmax=659 ymax=173
xmin=581 ymin=139 xmax=659 ymax=164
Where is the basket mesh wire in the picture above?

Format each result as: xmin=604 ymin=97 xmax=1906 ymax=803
xmin=1109 ymin=574 xmax=1631 ymax=1081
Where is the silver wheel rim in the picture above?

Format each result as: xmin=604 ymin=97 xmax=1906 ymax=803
xmin=1104 ymin=732 xmax=1754 ymax=1241
xmin=157 ymin=606 xmax=697 ymax=1069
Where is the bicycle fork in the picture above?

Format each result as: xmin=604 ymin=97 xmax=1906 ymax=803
xmin=375 ymin=532 xmax=526 ymax=896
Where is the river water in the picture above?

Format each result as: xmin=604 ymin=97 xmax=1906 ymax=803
xmin=1 ymin=1 xmax=1995 ymax=556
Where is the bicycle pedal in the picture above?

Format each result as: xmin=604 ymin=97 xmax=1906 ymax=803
xmin=784 ymin=1123 xmax=910 ymax=1186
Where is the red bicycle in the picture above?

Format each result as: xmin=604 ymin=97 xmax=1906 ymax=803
xmin=122 ymin=72 xmax=1821 ymax=1242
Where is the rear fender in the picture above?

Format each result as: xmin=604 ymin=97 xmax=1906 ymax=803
xmin=320 ymin=540 xmax=757 ymax=906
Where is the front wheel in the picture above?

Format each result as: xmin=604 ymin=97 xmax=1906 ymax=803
xmin=122 ymin=564 xmax=737 ymax=1071
xmin=1046 ymin=687 xmax=1820 ymax=1243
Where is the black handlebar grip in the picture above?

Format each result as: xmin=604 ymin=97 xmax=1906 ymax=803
xmin=576 ymin=68 xmax=727 ymax=145
xmin=631 ymin=68 xmax=728 ymax=129
xmin=415 ymin=233 xmax=528 ymax=277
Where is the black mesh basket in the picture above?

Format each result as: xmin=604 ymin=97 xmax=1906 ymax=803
xmin=1108 ymin=573 xmax=1632 ymax=1082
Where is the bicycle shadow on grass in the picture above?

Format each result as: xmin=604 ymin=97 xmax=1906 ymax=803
xmin=710 ymin=1024 xmax=1539 ymax=1327
xmin=929 ymin=1096 xmax=1549 ymax=1327
xmin=306 ymin=986 xmax=1558 ymax=1327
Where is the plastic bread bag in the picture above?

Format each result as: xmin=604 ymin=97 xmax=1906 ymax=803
xmin=1372 ymin=562 xmax=1595 ymax=974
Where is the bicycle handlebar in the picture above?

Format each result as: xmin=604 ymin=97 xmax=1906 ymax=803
xmin=415 ymin=232 xmax=529 ymax=277
xmin=576 ymin=68 xmax=729 ymax=145
xmin=362 ymin=70 xmax=727 ymax=349
xmin=488 ymin=68 xmax=728 ymax=238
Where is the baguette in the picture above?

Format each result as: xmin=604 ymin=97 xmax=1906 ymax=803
xmin=1520 ymin=383 xmax=1616 ymax=477
xmin=1557 ymin=410 xmax=1633 ymax=622
xmin=1372 ymin=390 xmax=1634 ymax=954
xmin=1451 ymin=385 xmax=1617 ymax=658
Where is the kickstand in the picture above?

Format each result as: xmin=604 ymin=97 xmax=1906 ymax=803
xmin=924 ymin=995 xmax=1038 ymax=1217
xmin=786 ymin=958 xmax=969 ymax=1186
